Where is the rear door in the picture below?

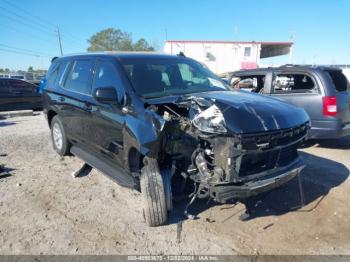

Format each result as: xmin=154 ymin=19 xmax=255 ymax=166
xmin=59 ymin=59 xmax=95 ymax=144
xmin=269 ymin=71 xmax=323 ymax=124
xmin=324 ymin=69 xmax=350 ymax=125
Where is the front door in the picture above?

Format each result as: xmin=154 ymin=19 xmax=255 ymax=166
xmin=85 ymin=59 xmax=126 ymax=167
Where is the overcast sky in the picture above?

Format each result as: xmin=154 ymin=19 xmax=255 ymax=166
xmin=1 ymin=0 xmax=349 ymax=70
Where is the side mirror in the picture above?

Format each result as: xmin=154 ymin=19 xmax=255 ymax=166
xmin=93 ymin=87 xmax=117 ymax=104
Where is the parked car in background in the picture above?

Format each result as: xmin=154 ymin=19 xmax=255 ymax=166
xmin=0 ymin=78 xmax=42 ymax=111
xmin=227 ymin=65 xmax=350 ymax=139
xmin=43 ymin=53 xmax=309 ymax=226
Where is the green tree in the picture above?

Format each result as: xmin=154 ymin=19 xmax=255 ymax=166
xmin=133 ymin=38 xmax=154 ymax=51
xmin=28 ymin=66 xmax=34 ymax=72
xmin=87 ymin=28 xmax=133 ymax=51
xmin=87 ymin=28 xmax=154 ymax=52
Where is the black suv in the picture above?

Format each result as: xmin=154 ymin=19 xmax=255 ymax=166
xmin=43 ymin=53 xmax=309 ymax=226
xmin=226 ymin=65 xmax=350 ymax=139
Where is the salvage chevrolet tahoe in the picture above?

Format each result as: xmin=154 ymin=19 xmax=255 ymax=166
xmin=43 ymin=53 xmax=310 ymax=226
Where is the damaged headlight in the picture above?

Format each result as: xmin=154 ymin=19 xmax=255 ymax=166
xmin=192 ymin=105 xmax=227 ymax=134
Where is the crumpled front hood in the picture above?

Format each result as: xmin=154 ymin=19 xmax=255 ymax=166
xmin=146 ymin=90 xmax=310 ymax=134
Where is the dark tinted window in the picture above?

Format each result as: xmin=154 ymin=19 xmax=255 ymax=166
xmin=0 ymin=80 xmax=10 ymax=95
xmin=46 ymin=61 xmax=70 ymax=89
xmin=92 ymin=61 xmax=124 ymax=100
xmin=46 ymin=62 xmax=59 ymax=88
xmin=326 ymin=70 xmax=349 ymax=92
xmin=8 ymin=80 xmax=37 ymax=93
xmin=57 ymin=61 xmax=70 ymax=87
xmin=273 ymin=74 xmax=316 ymax=94
xmin=65 ymin=60 xmax=94 ymax=94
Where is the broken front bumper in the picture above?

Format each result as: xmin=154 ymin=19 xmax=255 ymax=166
xmin=209 ymin=156 xmax=305 ymax=203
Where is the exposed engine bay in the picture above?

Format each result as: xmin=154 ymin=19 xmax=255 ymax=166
xmin=145 ymin=95 xmax=309 ymax=204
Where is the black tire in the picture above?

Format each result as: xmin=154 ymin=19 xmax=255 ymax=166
xmin=50 ymin=115 xmax=70 ymax=156
xmin=140 ymin=158 xmax=168 ymax=227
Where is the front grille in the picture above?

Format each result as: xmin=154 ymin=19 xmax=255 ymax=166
xmin=236 ymin=123 xmax=307 ymax=178
xmin=239 ymin=150 xmax=279 ymax=177
xmin=238 ymin=144 xmax=299 ymax=177
xmin=240 ymin=123 xmax=308 ymax=151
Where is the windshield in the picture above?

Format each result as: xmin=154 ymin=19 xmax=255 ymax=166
xmin=119 ymin=57 xmax=229 ymax=98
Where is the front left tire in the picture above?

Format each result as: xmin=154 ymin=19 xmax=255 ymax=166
xmin=140 ymin=158 xmax=168 ymax=227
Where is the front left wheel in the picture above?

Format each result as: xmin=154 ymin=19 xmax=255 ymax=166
xmin=140 ymin=158 xmax=168 ymax=227
xmin=50 ymin=115 xmax=70 ymax=156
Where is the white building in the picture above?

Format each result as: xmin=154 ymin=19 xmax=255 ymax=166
xmin=164 ymin=40 xmax=293 ymax=75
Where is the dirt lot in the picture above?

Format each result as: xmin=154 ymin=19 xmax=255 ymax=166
xmin=0 ymin=113 xmax=350 ymax=255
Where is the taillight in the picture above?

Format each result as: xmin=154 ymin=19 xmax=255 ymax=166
xmin=323 ymin=96 xmax=337 ymax=116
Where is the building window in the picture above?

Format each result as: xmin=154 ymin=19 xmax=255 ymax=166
xmin=204 ymin=46 xmax=215 ymax=61
xmin=244 ymin=47 xmax=251 ymax=57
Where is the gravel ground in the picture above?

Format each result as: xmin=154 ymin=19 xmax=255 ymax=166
xmin=0 ymin=113 xmax=350 ymax=255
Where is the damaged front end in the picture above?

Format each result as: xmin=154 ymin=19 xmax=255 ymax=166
xmin=145 ymin=93 xmax=309 ymax=204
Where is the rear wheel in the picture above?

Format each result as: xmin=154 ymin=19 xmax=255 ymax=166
xmin=140 ymin=158 xmax=168 ymax=227
xmin=50 ymin=115 xmax=70 ymax=156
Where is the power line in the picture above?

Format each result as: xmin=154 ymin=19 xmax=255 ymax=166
xmin=0 ymin=48 xmax=51 ymax=57
xmin=1 ymin=0 xmax=86 ymax=46
xmin=0 ymin=1 xmax=86 ymax=55
xmin=0 ymin=23 xmax=58 ymax=46
xmin=0 ymin=44 xmax=55 ymax=57
xmin=0 ymin=4 xmax=55 ymax=34
xmin=0 ymin=10 xmax=56 ymax=36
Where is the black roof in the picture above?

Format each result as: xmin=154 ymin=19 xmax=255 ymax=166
xmin=55 ymin=52 xmax=181 ymax=61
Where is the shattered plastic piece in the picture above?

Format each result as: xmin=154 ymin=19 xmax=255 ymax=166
xmin=192 ymin=104 xmax=227 ymax=134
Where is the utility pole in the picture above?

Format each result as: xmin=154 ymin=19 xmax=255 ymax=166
xmin=56 ymin=26 xmax=63 ymax=56
xmin=289 ymin=33 xmax=294 ymax=64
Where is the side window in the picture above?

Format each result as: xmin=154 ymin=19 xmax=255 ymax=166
xmin=0 ymin=80 xmax=10 ymax=94
xmin=244 ymin=47 xmax=251 ymax=57
xmin=92 ymin=61 xmax=124 ymax=100
xmin=46 ymin=62 xmax=59 ymax=88
xmin=57 ymin=61 xmax=70 ymax=87
xmin=8 ymin=80 xmax=37 ymax=93
xmin=273 ymin=74 xmax=316 ymax=94
xmin=64 ymin=60 xmax=94 ymax=94
xmin=233 ymin=76 xmax=265 ymax=93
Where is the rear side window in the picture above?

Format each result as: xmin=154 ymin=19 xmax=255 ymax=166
xmin=0 ymin=80 xmax=10 ymax=94
xmin=272 ymin=73 xmax=316 ymax=94
xmin=92 ymin=61 xmax=124 ymax=101
xmin=326 ymin=70 xmax=349 ymax=92
xmin=8 ymin=80 xmax=37 ymax=93
xmin=46 ymin=61 xmax=70 ymax=89
xmin=64 ymin=60 xmax=94 ymax=94
xmin=46 ymin=62 xmax=59 ymax=88
xmin=233 ymin=75 xmax=265 ymax=93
